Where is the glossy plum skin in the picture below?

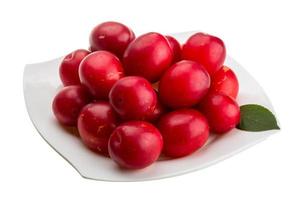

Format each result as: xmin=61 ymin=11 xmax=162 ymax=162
xmin=182 ymin=32 xmax=226 ymax=76
xmin=89 ymin=21 xmax=135 ymax=58
xmin=109 ymin=76 xmax=157 ymax=120
xmin=158 ymin=109 xmax=209 ymax=158
xmin=199 ymin=93 xmax=240 ymax=134
xmin=123 ymin=32 xmax=173 ymax=82
xmin=77 ymin=101 xmax=118 ymax=155
xmin=166 ymin=35 xmax=182 ymax=64
xmin=209 ymin=66 xmax=239 ymax=99
xmin=108 ymin=121 xmax=163 ymax=169
xmin=79 ymin=51 xmax=124 ymax=99
xmin=59 ymin=49 xmax=90 ymax=86
xmin=159 ymin=60 xmax=210 ymax=108
xmin=52 ymin=85 xmax=91 ymax=126
xmin=145 ymin=100 xmax=166 ymax=122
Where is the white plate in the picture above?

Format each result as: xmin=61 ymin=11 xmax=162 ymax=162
xmin=23 ymin=31 xmax=279 ymax=181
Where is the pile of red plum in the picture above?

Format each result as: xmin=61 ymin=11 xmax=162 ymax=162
xmin=52 ymin=21 xmax=240 ymax=169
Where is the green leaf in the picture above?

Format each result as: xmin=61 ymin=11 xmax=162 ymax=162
xmin=237 ymin=104 xmax=280 ymax=132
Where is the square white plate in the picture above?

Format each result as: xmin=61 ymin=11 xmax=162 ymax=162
xmin=23 ymin=31 xmax=279 ymax=181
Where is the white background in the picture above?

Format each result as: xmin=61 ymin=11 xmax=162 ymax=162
xmin=0 ymin=0 xmax=302 ymax=199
